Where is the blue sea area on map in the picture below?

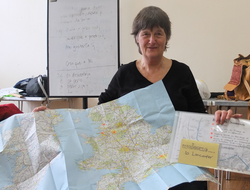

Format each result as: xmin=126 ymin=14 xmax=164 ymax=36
xmin=118 ymin=81 xmax=175 ymax=134
xmin=0 ymin=154 xmax=19 ymax=189
xmin=0 ymin=114 xmax=22 ymax=135
xmin=51 ymin=109 xmax=103 ymax=161
xmin=122 ymin=181 xmax=141 ymax=189
xmin=37 ymin=153 xmax=68 ymax=190
xmin=53 ymin=109 xmax=102 ymax=138
xmin=138 ymin=168 xmax=169 ymax=189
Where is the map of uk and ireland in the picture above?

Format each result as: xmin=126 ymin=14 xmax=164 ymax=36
xmin=1 ymin=81 xmax=250 ymax=189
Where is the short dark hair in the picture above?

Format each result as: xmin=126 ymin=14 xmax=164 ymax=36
xmin=131 ymin=6 xmax=171 ymax=54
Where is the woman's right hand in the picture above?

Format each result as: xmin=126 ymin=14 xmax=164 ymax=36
xmin=32 ymin=106 xmax=49 ymax=112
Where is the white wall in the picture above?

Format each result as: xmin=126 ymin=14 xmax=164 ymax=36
xmin=1 ymin=0 xmax=250 ymax=112
xmin=0 ymin=0 xmax=47 ymax=87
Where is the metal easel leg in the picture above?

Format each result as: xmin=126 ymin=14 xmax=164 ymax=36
xmin=67 ymin=98 xmax=71 ymax=108
xmin=226 ymin=171 xmax=231 ymax=180
xmin=217 ymin=170 xmax=223 ymax=190
xmin=46 ymin=99 xmax=50 ymax=108
xmin=17 ymin=101 xmax=21 ymax=111
xmin=20 ymin=101 xmax=23 ymax=112
xmin=214 ymin=169 xmax=218 ymax=178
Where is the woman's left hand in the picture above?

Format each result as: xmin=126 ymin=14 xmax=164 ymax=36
xmin=32 ymin=106 xmax=49 ymax=112
xmin=215 ymin=109 xmax=242 ymax=125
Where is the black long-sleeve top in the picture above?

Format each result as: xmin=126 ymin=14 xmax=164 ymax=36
xmin=98 ymin=60 xmax=206 ymax=113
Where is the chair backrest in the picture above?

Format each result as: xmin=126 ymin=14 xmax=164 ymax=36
xmin=195 ymin=79 xmax=211 ymax=99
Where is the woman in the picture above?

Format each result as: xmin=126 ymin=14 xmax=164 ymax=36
xmin=96 ymin=6 xmax=241 ymax=190
xmin=34 ymin=6 xmax=241 ymax=189
xmin=98 ymin=6 xmax=241 ymax=125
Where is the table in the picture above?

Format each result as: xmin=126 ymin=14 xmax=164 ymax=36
xmin=210 ymin=98 xmax=249 ymax=108
xmin=0 ymin=97 xmax=71 ymax=111
xmin=204 ymin=98 xmax=250 ymax=106
xmin=203 ymin=98 xmax=250 ymax=114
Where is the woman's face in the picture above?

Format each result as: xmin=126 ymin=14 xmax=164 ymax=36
xmin=136 ymin=26 xmax=167 ymax=60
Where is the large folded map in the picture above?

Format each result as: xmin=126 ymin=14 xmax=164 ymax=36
xmin=0 ymin=81 xmax=217 ymax=190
